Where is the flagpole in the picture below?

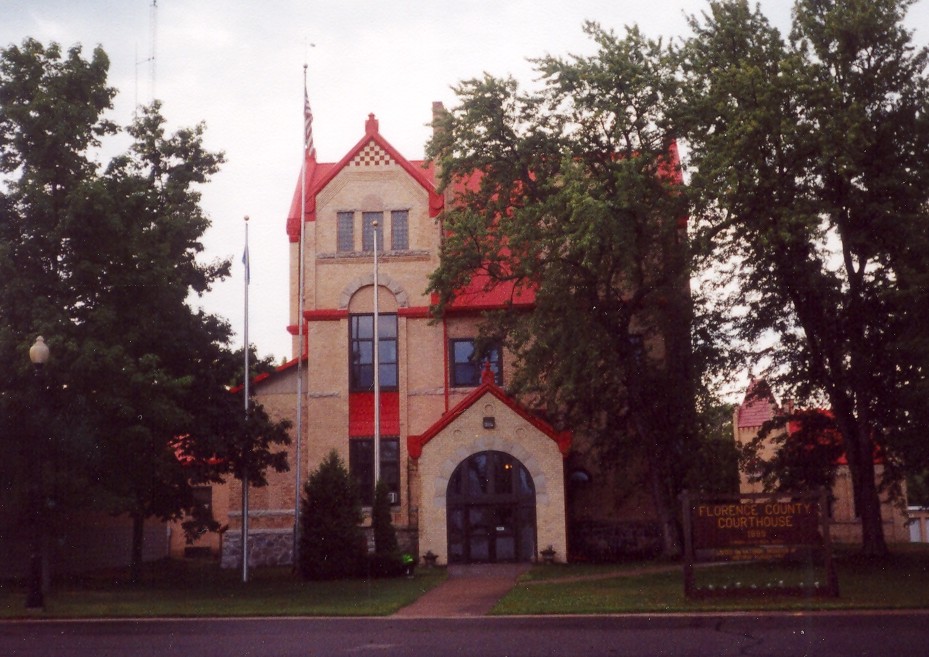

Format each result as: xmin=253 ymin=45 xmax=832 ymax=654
xmin=295 ymin=63 xmax=315 ymax=566
xmin=373 ymin=221 xmax=380 ymax=493
xmin=242 ymin=214 xmax=250 ymax=584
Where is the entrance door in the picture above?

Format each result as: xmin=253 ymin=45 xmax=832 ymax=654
xmin=446 ymin=451 xmax=536 ymax=563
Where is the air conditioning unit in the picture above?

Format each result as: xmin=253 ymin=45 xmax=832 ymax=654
xmin=387 ymin=491 xmax=399 ymax=505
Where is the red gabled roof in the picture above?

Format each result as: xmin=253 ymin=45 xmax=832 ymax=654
xmin=286 ymin=113 xmax=443 ymax=242
xmin=737 ymin=378 xmax=778 ymax=428
xmin=407 ymin=366 xmax=571 ymax=460
xmin=230 ymin=355 xmax=307 ymax=394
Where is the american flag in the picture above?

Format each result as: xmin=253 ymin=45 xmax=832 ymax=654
xmin=304 ymin=83 xmax=316 ymax=161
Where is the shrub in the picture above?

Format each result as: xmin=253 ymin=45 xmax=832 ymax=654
xmin=298 ymin=450 xmax=366 ymax=580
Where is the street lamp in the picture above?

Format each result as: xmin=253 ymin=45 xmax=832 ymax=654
xmin=26 ymin=336 xmax=49 ymax=610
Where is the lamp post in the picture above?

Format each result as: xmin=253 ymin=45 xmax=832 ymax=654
xmin=26 ymin=336 xmax=49 ymax=610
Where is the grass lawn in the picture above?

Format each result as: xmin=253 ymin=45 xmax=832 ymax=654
xmin=3 ymin=545 xmax=928 ymax=618
xmin=0 ymin=559 xmax=447 ymax=619
xmin=493 ymin=543 xmax=929 ymax=615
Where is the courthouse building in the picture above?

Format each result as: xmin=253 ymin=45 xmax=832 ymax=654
xmin=215 ymin=102 xmax=674 ymax=567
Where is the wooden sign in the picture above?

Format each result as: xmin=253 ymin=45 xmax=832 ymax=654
xmin=682 ymin=490 xmax=838 ymax=598
xmin=691 ymin=500 xmax=821 ymax=550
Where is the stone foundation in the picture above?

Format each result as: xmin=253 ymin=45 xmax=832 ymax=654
xmin=569 ymin=520 xmax=662 ymax=561
xmin=221 ymin=529 xmax=294 ymax=569
xmin=221 ymin=527 xmax=421 ymax=569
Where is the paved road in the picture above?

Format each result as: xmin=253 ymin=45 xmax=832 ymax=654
xmin=2 ymin=613 xmax=927 ymax=657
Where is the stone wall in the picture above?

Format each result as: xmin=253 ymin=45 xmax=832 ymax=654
xmin=221 ymin=529 xmax=294 ymax=569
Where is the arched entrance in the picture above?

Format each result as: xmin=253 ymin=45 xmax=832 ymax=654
xmin=446 ymin=451 xmax=536 ymax=563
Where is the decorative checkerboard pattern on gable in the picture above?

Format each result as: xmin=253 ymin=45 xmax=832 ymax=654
xmin=350 ymin=141 xmax=395 ymax=167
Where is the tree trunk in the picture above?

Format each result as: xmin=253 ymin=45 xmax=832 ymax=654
xmin=646 ymin=454 xmax=682 ymax=558
xmin=829 ymin=389 xmax=889 ymax=556
xmin=129 ymin=512 xmax=145 ymax=583
xmin=853 ymin=432 xmax=889 ymax=557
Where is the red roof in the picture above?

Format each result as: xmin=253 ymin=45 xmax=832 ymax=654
xmin=736 ymin=378 xmax=778 ymax=428
xmin=407 ymin=368 xmax=571 ymax=460
xmin=230 ymin=355 xmax=307 ymax=394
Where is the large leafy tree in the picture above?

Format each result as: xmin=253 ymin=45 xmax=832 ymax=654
xmin=0 ymin=39 xmax=289 ymax=578
xmin=427 ymin=24 xmax=696 ymax=556
xmin=0 ymin=39 xmax=117 ymax=539
xmin=675 ymin=0 xmax=929 ymax=555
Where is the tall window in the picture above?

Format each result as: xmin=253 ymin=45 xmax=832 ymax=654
xmin=362 ymin=211 xmax=384 ymax=252
xmin=350 ymin=438 xmax=400 ymax=506
xmin=450 ymin=339 xmax=502 ymax=387
xmin=350 ymin=313 xmax=398 ymax=391
xmin=337 ymin=211 xmax=354 ymax=252
xmin=390 ymin=210 xmax=409 ymax=250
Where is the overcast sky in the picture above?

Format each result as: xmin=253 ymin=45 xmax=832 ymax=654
xmin=3 ymin=1 xmax=927 ymax=363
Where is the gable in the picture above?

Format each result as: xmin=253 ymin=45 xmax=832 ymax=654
xmin=408 ymin=381 xmax=571 ymax=460
xmin=286 ymin=113 xmax=442 ymax=242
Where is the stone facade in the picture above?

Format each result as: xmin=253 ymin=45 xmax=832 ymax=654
xmin=413 ymin=387 xmax=570 ymax=564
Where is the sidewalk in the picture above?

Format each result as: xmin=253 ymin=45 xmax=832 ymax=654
xmin=392 ymin=563 xmax=531 ymax=618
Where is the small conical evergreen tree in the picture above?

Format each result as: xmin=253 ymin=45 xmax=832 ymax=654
xmin=372 ymin=480 xmax=398 ymax=556
xmin=298 ymin=450 xmax=365 ymax=580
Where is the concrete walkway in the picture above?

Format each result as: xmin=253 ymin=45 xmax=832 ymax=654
xmin=392 ymin=563 xmax=532 ymax=618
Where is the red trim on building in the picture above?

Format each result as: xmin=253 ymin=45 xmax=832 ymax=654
xmin=407 ymin=381 xmax=571 ymax=460
xmin=304 ymin=308 xmax=349 ymax=321
xmin=397 ymin=306 xmax=431 ymax=319
xmin=349 ymin=391 xmax=400 ymax=436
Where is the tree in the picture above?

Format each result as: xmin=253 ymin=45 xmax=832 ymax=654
xmin=427 ymin=24 xmax=696 ymax=557
xmin=687 ymin=401 xmax=741 ymax=495
xmin=747 ymin=410 xmax=847 ymax=496
xmin=0 ymin=40 xmax=290 ymax=579
xmin=372 ymin=480 xmax=398 ymax=557
xmin=0 ymin=39 xmax=117 ymax=549
xmin=675 ymin=0 xmax=929 ymax=555
xmin=298 ymin=450 xmax=366 ymax=580
xmin=369 ymin=479 xmax=402 ymax=576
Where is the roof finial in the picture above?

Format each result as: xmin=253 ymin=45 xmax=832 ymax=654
xmin=481 ymin=360 xmax=495 ymax=386
xmin=365 ymin=113 xmax=379 ymax=135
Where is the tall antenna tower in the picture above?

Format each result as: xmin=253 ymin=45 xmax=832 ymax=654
xmin=149 ymin=0 xmax=158 ymax=101
xmin=134 ymin=0 xmax=158 ymax=107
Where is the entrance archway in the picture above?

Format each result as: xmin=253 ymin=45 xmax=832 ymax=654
xmin=446 ymin=451 xmax=536 ymax=563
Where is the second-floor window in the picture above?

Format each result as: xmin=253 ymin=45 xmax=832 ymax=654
xmin=450 ymin=339 xmax=502 ymax=387
xmin=391 ymin=210 xmax=409 ymax=250
xmin=337 ymin=211 xmax=354 ymax=252
xmin=362 ymin=211 xmax=384 ymax=252
xmin=350 ymin=313 xmax=398 ymax=391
